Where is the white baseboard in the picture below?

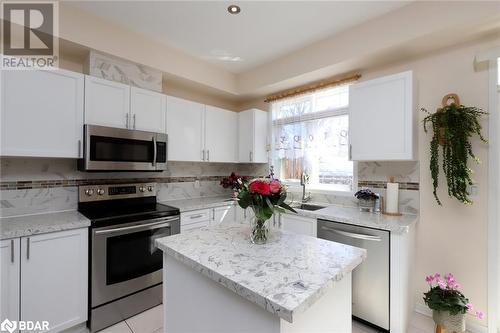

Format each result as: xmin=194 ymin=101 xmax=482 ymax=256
xmin=414 ymin=304 xmax=488 ymax=333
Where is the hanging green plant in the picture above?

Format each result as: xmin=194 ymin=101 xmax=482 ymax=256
xmin=422 ymin=94 xmax=487 ymax=205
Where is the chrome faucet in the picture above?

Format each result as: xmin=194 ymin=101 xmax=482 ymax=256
xmin=300 ymin=172 xmax=311 ymax=202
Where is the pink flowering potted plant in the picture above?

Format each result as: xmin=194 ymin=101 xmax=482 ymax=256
xmin=236 ymin=176 xmax=296 ymax=244
xmin=424 ymin=273 xmax=483 ymax=333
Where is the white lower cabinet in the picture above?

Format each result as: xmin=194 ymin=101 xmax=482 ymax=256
xmin=211 ymin=205 xmax=236 ymax=225
xmin=235 ymin=206 xmax=254 ymax=224
xmin=181 ymin=205 xmax=238 ymax=231
xmin=180 ymin=209 xmax=211 ymax=232
xmin=280 ymin=213 xmax=317 ymax=237
xmin=0 ymin=238 xmax=20 ymax=332
xmin=1 ymin=229 xmax=88 ymax=333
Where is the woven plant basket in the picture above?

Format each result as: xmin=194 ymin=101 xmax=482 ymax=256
xmin=433 ymin=310 xmax=466 ymax=333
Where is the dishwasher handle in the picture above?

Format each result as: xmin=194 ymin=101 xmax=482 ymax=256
xmin=320 ymin=226 xmax=382 ymax=242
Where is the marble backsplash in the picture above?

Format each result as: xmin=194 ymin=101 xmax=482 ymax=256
xmin=0 ymin=158 xmax=419 ymax=217
xmin=0 ymin=158 xmax=269 ymax=217
xmin=0 ymin=181 xmax=232 ymax=217
xmin=285 ymin=161 xmax=420 ymax=215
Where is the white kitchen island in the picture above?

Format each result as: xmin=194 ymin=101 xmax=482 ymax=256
xmin=155 ymin=224 xmax=366 ymax=333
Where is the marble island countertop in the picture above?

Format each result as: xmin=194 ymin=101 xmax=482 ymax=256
xmin=156 ymin=224 xmax=366 ymax=322
xmin=0 ymin=210 xmax=90 ymax=240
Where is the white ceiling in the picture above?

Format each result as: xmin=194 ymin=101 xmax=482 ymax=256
xmin=69 ymin=1 xmax=411 ymax=74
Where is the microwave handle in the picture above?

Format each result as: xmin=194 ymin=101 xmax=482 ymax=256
xmin=152 ymin=136 xmax=157 ymax=167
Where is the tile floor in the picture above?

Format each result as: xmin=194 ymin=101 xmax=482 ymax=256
xmin=99 ymin=305 xmax=163 ymax=333
xmin=98 ymin=305 xmax=471 ymax=333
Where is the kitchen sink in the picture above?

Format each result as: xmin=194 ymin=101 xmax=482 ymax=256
xmin=291 ymin=203 xmax=326 ymax=211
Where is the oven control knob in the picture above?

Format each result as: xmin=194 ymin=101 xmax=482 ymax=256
xmin=97 ymin=189 xmax=105 ymax=196
xmin=85 ymin=189 xmax=94 ymax=196
xmin=147 ymin=186 xmax=153 ymax=192
xmin=139 ymin=186 xmax=146 ymax=193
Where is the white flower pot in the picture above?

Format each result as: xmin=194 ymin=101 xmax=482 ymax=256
xmin=433 ymin=310 xmax=466 ymax=333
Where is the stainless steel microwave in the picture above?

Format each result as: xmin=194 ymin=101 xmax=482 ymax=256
xmin=79 ymin=125 xmax=167 ymax=171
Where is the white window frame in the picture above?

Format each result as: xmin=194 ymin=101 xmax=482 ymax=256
xmin=268 ymin=102 xmax=358 ymax=196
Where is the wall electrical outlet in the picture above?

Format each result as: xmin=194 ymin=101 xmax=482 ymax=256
xmin=194 ymin=180 xmax=201 ymax=189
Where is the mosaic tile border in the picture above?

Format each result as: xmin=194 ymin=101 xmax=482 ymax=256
xmin=358 ymin=181 xmax=419 ymax=191
xmin=0 ymin=176 xmax=229 ymax=190
xmin=1 ymin=178 xmax=420 ymax=191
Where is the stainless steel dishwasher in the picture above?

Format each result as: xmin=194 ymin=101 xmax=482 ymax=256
xmin=317 ymin=219 xmax=390 ymax=332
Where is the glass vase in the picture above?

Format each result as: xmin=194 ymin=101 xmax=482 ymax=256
xmin=250 ymin=217 xmax=270 ymax=245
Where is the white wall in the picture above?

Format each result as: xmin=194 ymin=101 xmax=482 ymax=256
xmin=358 ymin=38 xmax=498 ymax=327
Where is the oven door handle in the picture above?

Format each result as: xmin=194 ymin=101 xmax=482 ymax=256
xmin=95 ymin=219 xmax=174 ymax=235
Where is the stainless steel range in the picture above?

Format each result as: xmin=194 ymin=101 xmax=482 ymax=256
xmin=78 ymin=183 xmax=180 ymax=332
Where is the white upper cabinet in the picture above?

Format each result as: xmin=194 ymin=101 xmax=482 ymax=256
xmin=130 ymin=87 xmax=166 ymax=133
xmin=85 ymin=76 xmax=166 ymax=133
xmin=20 ymin=229 xmax=88 ymax=333
xmin=85 ymin=76 xmax=130 ymax=129
xmin=205 ymin=106 xmax=238 ymax=163
xmin=349 ymin=71 xmax=415 ymax=161
xmin=238 ymin=109 xmax=268 ymax=163
xmin=1 ymin=69 xmax=84 ymax=158
xmin=166 ymin=96 xmax=205 ymax=162
xmin=0 ymin=238 xmax=20 ymax=332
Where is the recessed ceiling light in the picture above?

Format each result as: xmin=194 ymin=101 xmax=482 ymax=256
xmin=227 ymin=5 xmax=241 ymax=15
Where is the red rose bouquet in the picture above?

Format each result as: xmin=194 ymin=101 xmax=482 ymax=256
xmin=237 ymin=177 xmax=296 ymax=244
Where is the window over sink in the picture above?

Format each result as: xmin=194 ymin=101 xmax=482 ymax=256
xmin=271 ymin=85 xmax=355 ymax=192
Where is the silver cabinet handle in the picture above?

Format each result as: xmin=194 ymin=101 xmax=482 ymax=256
xmin=26 ymin=237 xmax=30 ymax=260
xmin=126 ymin=113 xmax=129 ymax=128
xmin=349 ymin=144 xmax=352 ymax=160
xmin=202 ymin=150 xmax=205 ymax=161
xmin=320 ymin=226 xmax=381 ymax=242
xmin=10 ymin=239 xmax=14 ymax=263
xmin=190 ymin=214 xmax=203 ymax=219
xmin=152 ymin=136 xmax=157 ymax=167
xmin=78 ymin=140 xmax=81 ymax=157
xmin=133 ymin=114 xmax=136 ymax=129
xmin=207 ymin=150 xmax=210 ymax=162
xmin=249 ymin=151 xmax=253 ymax=162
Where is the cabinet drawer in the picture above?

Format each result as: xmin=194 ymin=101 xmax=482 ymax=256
xmin=181 ymin=220 xmax=209 ymax=232
xmin=181 ymin=209 xmax=211 ymax=225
